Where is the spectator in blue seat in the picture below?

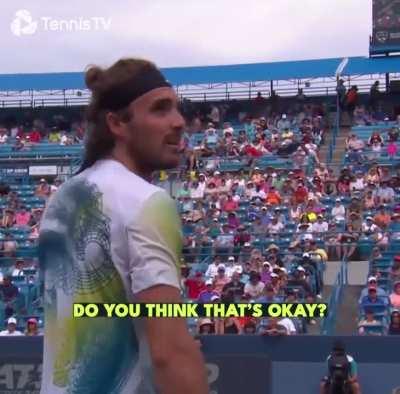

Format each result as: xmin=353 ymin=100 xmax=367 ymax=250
xmin=358 ymin=309 xmax=381 ymax=335
xmin=222 ymin=271 xmax=244 ymax=302
xmin=287 ymin=266 xmax=313 ymax=296
xmin=48 ymin=126 xmax=61 ymax=143
xmin=2 ymin=233 xmax=17 ymax=257
xmin=388 ymin=310 xmax=400 ymax=335
xmin=260 ymin=261 xmax=272 ymax=285
xmin=25 ymin=318 xmax=40 ymax=336
xmin=389 ymin=213 xmax=400 ymax=239
xmin=243 ymin=321 xmax=257 ymax=334
xmin=15 ymin=205 xmax=31 ymax=228
xmin=197 ymin=318 xmax=215 ymax=335
xmin=285 ymin=289 xmax=300 ymax=303
xmin=259 ymin=317 xmax=288 ymax=336
xmin=244 ymin=271 xmax=264 ymax=300
xmin=0 ymin=317 xmax=23 ymax=336
xmin=389 ymin=281 xmax=400 ymax=309
xmin=360 ymin=286 xmax=388 ymax=307
xmin=0 ymin=276 xmax=19 ymax=318
xmin=359 ymin=276 xmax=386 ymax=303
xmin=197 ymin=279 xmax=219 ymax=303
xmin=256 ymin=285 xmax=280 ymax=303
xmin=374 ymin=181 xmax=395 ymax=205
xmin=362 ymin=216 xmax=379 ymax=237
xmin=11 ymin=258 xmax=24 ymax=277
xmin=214 ymin=224 xmax=234 ymax=255
xmin=0 ymin=128 xmax=8 ymax=144
xmin=35 ymin=178 xmax=50 ymax=199
xmin=213 ymin=265 xmax=230 ymax=295
xmin=390 ymin=257 xmax=400 ymax=283
xmin=265 ymin=244 xmax=284 ymax=268
xmin=205 ymin=257 xmax=222 ymax=279
xmin=1 ymin=209 xmax=15 ymax=229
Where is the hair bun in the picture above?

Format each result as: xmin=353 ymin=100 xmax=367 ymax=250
xmin=85 ymin=66 xmax=104 ymax=92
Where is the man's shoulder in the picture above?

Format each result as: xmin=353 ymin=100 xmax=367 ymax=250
xmin=47 ymin=160 xmax=168 ymax=214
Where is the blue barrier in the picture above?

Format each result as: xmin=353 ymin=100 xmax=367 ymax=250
xmin=1 ymin=335 xmax=400 ymax=394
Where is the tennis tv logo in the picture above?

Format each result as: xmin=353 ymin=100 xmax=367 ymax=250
xmin=10 ymin=9 xmax=112 ymax=37
xmin=11 ymin=10 xmax=38 ymax=36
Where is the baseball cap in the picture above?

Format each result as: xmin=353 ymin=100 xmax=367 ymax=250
xmin=368 ymin=276 xmax=377 ymax=282
xmin=270 ymin=273 xmax=279 ymax=278
xmin=228 ymin=256 xmax=235 ymax=261
xmin=27 ymin=318 xmax=38 ymax=324
xmin=244 ymin=242 xmax=251 ymax=247
xmin=7 ymin=317 xmax=17 ymax=325
xmin=199 ymin=318 xmax=213 ymax=326
xmin=205 ymin=279 xmax=213 ymax=285
xmin=297 ymin=266 xmax=306 ymax=272
xmin=211 ymin=295 xmax=220 ymax=301
xmin=263 ymin=261 xmax=271 ymax=266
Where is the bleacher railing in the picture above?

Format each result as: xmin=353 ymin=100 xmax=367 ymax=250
xmin=321 ymin=259 xmax=348 ymax=335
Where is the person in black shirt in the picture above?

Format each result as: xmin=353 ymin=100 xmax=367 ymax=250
xmin=388 ymin=310 xmax=400 ymax=335
xmin=222 ymin=271 xmax=244 ymax=302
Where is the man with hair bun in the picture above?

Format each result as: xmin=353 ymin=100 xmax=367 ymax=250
xmin=38 ymin=58 xmax=208 ymax=394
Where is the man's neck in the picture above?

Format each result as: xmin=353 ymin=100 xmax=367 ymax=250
xmin=107 ymin=153 xmax=153 ymax=182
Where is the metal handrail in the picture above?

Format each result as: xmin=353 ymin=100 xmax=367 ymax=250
xmin=321 ymin=259 xmax=348 ymax=335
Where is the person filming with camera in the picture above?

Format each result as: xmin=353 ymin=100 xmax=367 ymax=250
xmin=320 ymin=340 xmax=362 ymax=394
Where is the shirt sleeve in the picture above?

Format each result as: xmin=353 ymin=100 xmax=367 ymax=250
xmin=126 ymin=191 xmax=183 ymax=295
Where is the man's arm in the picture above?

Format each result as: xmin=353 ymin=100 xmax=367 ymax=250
xmin=137 ymin=285 xmax=208 ymax=394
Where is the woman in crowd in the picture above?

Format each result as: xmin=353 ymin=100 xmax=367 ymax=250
xmin=388 ymin=310 xmax=400 ymax=335
xmin=25 ymin=318 xmax=40 ymax=336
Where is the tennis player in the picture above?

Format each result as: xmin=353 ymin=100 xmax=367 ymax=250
xmin=38 ymin=58 xmax=208 ymax=394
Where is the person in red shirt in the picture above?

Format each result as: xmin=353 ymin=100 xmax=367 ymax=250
xmin=222 ymin=194 xmax=238 ymax=212
xmin=29 ymin=129 xmax=42 ymax=143
xmin=185 ymin=272 xmax=206 ymax=300
xmin=294 ymin=182 xmax=309 ymax=204
xmin=265 ymin=186 xmax=281 ymax=205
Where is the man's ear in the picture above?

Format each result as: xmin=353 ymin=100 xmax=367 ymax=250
xmin=105 ymin=112 xmax=128 ymax=139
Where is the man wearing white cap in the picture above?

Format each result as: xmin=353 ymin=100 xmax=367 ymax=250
xmin=331 ymin=199 xmax=345 ymax=221
xmin=358 ymin=276 xmax=387 ymax=303
xmin=225 ymin=256 xmax=237 ymax=278
xmin=205 ymin=258 xmax=221 ymax=279
xmin=0 ymin=317 xmax=23 ymax=336
xmin=277 ymin=114 xmax=291 ymax=131
xmin=197 ymin=280 xmax=219 ymax=303
xmin=362 ymin=217 xmax=379 ymax=237
xmin=311 ymin=215 xmax=328 ymax=234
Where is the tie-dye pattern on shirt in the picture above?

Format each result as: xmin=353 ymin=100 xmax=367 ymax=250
xmin=38 ymin=178 xmax=139 ymax=394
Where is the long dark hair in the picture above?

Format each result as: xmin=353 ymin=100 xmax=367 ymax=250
xmin=76 ymin=58 xmax=160 ymax=175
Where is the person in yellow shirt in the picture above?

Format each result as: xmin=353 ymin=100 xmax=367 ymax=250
xmin=48 ymin=127 xmax=61 ymax=143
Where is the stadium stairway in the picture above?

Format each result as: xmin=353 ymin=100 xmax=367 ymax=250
xmin=334 ymin=261 xmax=369 ymax=335
xmin=307 ymin=261 xmax=339 ymax=335
xmin=330 ymin=126 xmax=350 ymax=166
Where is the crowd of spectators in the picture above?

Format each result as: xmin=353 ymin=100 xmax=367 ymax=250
xmin=0 ymin=116 xmax=85 ymax=150
xmin=2 ymin=91 xmax=400 ymax=337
